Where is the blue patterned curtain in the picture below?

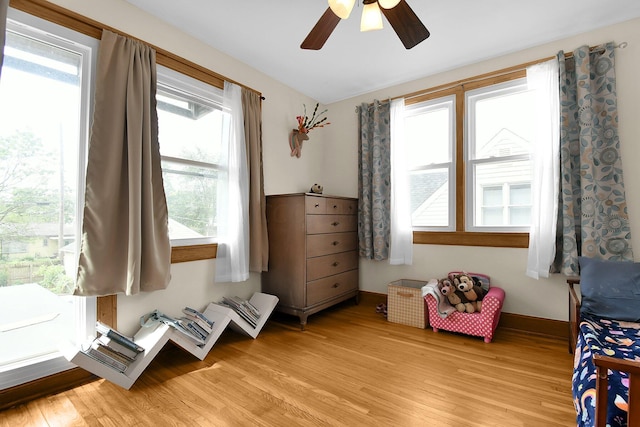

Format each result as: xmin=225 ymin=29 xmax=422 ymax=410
xmin=553 ymin=43 xmax=633 ymax=275
xmin=358 ymin=100 xmax=391 ymax=260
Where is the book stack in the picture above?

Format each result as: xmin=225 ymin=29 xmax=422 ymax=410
xmin=82 ymin=322 xmax=145 ymax=373
xmin=179 ymin=307 xmax=215 ymax=344
xmin=221 ymin=296 xmax=261 ymax=328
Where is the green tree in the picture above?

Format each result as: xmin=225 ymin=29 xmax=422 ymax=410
xmin=163 ymin=146 xmax=218 ymax=237
xmin=0 ymin=130 xmax=58 ymax=258
xmin=37 ymin=263 xmax=73 ymax=294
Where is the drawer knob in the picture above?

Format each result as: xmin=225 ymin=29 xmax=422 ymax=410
xmin=332 ymin=283 xmax=340 ymax=288
xmin=331 ymin=241 xmax=339 ymax=246
xmin=332 ymin=262 xmax=339 ymax=267
xmin=333 ymin=205 xmax=338 ymax=209
xmin=315 ymin=203 xmax=320 ymax=208
xmin=331 ymin=221 xmax=340 ymax=226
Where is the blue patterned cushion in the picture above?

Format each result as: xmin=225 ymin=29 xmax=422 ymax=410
xmin=579 ymin=256 xmax=640 ymax=322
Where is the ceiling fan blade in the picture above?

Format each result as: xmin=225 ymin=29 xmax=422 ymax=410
xmin=301 ymin=8 xmax=341 ymax=50
xmin=380 ymin=0 xmax=430 ymax=49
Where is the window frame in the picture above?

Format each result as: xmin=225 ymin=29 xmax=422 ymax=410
xmin=464 ymin=77 xmax=533 ymax=233
xmin=404 ymin=94 xmax=457 ymax=231
xmin=405 ymin=70 xmax=530 ymax=248
xmin=1 ymin=6 xmax=98 ymax=390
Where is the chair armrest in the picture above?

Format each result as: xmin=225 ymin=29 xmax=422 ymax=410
xmin=594 ymin=353 xmax=640 ymax=375
xmin=484 ymin=286 xmax=505 ymax=303
xmin=568 ymin=277 xmax=581 ymax=354
xmin=479 ymin=286 xmax=505 ymax=319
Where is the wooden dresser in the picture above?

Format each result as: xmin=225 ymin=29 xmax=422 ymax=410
xmin=262 ymin=193 xmax=359 ymax=329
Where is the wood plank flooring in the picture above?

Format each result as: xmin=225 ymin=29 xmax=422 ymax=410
xmin=0 ymin=294 xmax=576 ymax=426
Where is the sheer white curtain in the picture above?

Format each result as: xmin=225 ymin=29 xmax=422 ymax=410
xmin=215 ymin=81 xmax=250 ymax=283
xmin=526 ymin=58 xmax=560 ymax=279
xmin=389 ymin=98 xmax=413 ymax=265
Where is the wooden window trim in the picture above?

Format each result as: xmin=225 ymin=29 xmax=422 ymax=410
xmin=413 ymin=231 xmax=529 ymax=248
xmin=171 ymin=244 xmax=218 ymax=263
xmin=405 ymin=70 xmax=531 ymax=248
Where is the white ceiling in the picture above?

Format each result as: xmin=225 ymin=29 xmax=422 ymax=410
xmin=125 ymin=0 xmax=640 ymax=104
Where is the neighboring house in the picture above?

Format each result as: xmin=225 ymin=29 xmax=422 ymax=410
xmin=411 ymin=128 xmax=531 ymax=227
xmin=4 ymin=219 xmax=203 ymax=282
xmin=0 ymin=223 xmax=75 ymax=261
xmin=410 ymin=171 xmax=448 ymax=226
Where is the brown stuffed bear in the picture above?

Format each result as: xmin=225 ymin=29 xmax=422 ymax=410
xmin=454 ymin=273 xmax=485 ymax=312
xmin=441 ymin=277 xmax=475 ymax=313
xmin=439 ymin=278 xmax=464 ymax=312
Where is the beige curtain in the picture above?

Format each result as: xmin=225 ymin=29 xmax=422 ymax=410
xmin=242 ymin=89 xmax=268 ymax=272
xmin=75 ymin=30 xmax=171 ymax=296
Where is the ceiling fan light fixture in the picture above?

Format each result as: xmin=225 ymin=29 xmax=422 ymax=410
xmin=328 ymin=0 xmax=356 ymax=19
xmin=378 ymin=0 xmax=401 ymax=9
xmin=360 ymin=2 xmax=383 ymax=32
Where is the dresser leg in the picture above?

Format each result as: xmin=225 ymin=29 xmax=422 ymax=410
xmin=299 ymin=314 xmax=308 ymax=331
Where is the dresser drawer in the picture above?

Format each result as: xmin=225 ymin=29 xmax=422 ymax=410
xmin=307 ymin=270 xmax=359 ymax=306
xmin=307 ymin=232 xmax=357 ymax=258
xmin=305 ymin=196 xmax=326 ymax=214
xmin=326 ymin=198 xmax=357 ymax=215
xmin=307 ymin=250 xmax=358 ymax=282
xmin=307 ymin=214 xmax=357 ymax=234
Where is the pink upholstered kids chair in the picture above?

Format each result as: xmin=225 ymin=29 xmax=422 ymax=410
xmin=424 ymin=272 xmax=505 ymax=343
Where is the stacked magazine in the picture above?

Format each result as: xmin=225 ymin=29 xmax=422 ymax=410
xmin=82 ymin=322 xmax=145 ymax=373
xmin=221 ymin=296 xmax=261 ymax=328
xmin=140 ymin=308 xmax=214 ymax=347
xmin=179 ymin=307 xmax=215 ymax=344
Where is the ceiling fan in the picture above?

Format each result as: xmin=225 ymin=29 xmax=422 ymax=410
xmin=301 ymin=0 xmax=430 ymax=50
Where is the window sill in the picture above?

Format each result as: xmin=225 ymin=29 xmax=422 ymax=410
xmin=413 ymin=231 xmax=529 ymax=248
xmin=171 ymin=243 xmax=217 ymax=263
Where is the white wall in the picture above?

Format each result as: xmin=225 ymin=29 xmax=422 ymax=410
xmin=324 ymin=17 xmax=640 ymax=321
xmin=42 ymin=1 xmax=640 ymax=332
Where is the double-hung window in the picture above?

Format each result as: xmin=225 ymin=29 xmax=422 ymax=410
xmin=156 ymin=66 xmax=226 ymax=247
xmin=404 ymin=94 xmax=456 ymax=230
xmin=404 ymin=71 xmax=535 ymax=247
xmin=465 ymin=78 xmax=535 ymax=232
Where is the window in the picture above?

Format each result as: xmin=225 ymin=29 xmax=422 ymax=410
xmin=465 ymin=79 xmax=534 ymax=232
xmin=404 ymin=70 xmax=534 ymax=247
xmin=0 ymin=9 xmax=97 ymax=389
xmin=156 ymin=66 xmax=227 ymax=246
xmin=404 ymin=95 xmax=455 ymax=230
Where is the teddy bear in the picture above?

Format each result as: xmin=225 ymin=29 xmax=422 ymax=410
xmin=310 ymin=183 xmax=323 ymax=194
xmin=439 ymin=277 xmax=475 ymax=313
xmin=454 ymin=273 xmax=485 ymax=312
xmin=439 ymin=278 xmax=463 ymax=312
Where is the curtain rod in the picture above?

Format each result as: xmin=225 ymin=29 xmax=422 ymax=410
xmin=395 ymin=41 xmax=628 ymax=103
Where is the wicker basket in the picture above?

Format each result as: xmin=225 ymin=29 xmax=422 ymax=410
xmin=387 ymin=279 xmax=429 ymax=329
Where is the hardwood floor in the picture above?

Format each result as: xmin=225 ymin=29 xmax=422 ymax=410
xmin=0 ymin=294 xmax=576 ymax=426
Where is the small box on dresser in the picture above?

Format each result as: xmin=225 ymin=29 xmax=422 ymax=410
xmin=262 ymin=193 xmax=359 ymax=329
xmin=387 ymin=279 xmax=429 ymax=329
